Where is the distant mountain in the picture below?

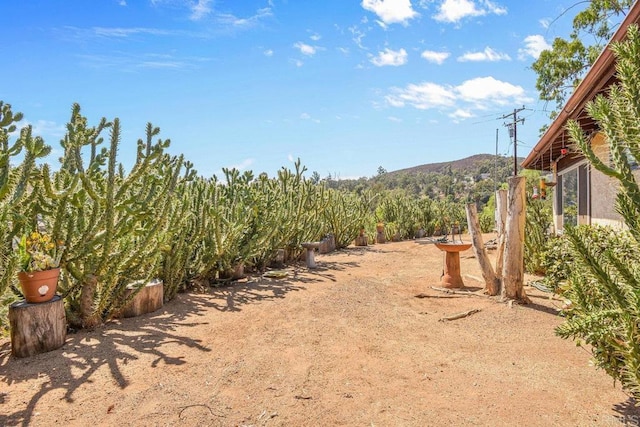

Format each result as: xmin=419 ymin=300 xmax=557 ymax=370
xmin=387 ymin=154 xmax=524 ymax=176
xmin=326 ymin=153 xmax=523 ymax=204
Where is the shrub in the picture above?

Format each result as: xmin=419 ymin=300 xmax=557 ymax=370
xmin=557 ymin=226 xmax=640 ymax=397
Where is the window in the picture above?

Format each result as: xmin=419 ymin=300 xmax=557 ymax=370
xmin=556 ymin=163 xmax=589 ymax=231
xmin=562 ymin=168 xmax=578 ymax=228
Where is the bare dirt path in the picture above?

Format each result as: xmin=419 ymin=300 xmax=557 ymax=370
xmin=1 ymin=237 xmax=638 ymax=426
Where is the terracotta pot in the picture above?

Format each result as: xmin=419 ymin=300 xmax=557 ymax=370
xmin=17 ymin=268 xmax=60 ymax=303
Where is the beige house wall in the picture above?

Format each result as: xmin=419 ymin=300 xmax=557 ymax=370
xmin=582 ymin=132 xmax=637 ymax=229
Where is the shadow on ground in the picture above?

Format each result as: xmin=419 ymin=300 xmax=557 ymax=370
xmin=0 ymin=255 xmax=364 ymax=426
xmin=0 ymin=295 xmax=212 ymax=427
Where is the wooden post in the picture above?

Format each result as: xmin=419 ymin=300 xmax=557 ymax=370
xmin=9 ymin=295 xmax=66 ymax=358
xmin=495 ymin=189 xmax=508 ymax=278
xmin=354 ymin=235 xmax=368 ymax=246
xmin=121 ymin=281 xmax=164 ymax=318
xmin=466 ymin=203 xmax=500 ymax=295
xmin=501 ymin=177 xmax=530 ymax=303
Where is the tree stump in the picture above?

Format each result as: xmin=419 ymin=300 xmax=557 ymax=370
xmin=354 ymin=235 xmax=368 ymax=246
xmin=319 ymin=234 xmax=336 ymax=254
xmin=501 ymin=177 xmax=530 ymax=303
xmin=9 ymin=295 xmax=66 ymax=358
xmin=121 ymin=281 xmax=164 ymax=318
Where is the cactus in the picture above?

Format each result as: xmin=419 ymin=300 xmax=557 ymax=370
xmin=0 ymin=102 xmax=51 ymax=329
xmin=322 ymin=188 xmax=373 ymax=248
xmin=37 ymin=104 xmax=183 ymax=328
xmin=559 ymin=24 xmax=640 ymax=399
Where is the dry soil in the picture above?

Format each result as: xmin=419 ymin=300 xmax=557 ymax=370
xmin=1 ymin=236 xmax=639 ymax=426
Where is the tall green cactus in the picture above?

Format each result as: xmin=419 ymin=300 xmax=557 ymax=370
xmin=0 ymin=102 xmax=51 ymax=319
xmin=559 ymin=23 xmax=640 ymax=399
xmin=323 ymin=188 xmax=373 ymax=248
xmin=37 ymin=104 xmax=183 ymax=327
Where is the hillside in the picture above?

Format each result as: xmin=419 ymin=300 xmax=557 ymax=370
xmin=326 ymin=154 xmax=522 ymax=204
xmin=387 ymin=153 xmax=524 ymax=176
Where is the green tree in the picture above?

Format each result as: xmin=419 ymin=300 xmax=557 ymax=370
xmin=532 ymin=0 xmax=632 ymax=118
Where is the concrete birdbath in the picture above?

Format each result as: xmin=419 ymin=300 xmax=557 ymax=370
xmin=435 ymin=242 xmax=473 ymax=288
xmin=301 ymin=242 xmax=321 ymax=268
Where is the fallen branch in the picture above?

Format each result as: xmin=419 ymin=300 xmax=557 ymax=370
xmin=439 ymin=308 xmax=481 ymax=322
xmin=414 ymin=293 xmax=457 ymax=299
xmin=430 ymin=286 xmax=488 ymax=298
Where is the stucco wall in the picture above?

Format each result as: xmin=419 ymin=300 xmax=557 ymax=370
xmin=588 ymin=132 xmax=634 ymax=228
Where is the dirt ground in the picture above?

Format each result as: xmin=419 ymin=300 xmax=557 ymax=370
xmin=1 ymin=235 xmax=639 ymax=426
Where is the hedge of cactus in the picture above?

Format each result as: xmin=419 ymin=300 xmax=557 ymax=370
xmin=0 ymin=101 xmax=465 ymax=332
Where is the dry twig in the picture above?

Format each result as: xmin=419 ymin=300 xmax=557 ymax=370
xmin=414 ymin=293 xmax=457 ymax=299
xmin=439 ymin=308 xmax=481 ymax=322
xmin=430 ymin=286 xmax=488 ymax=298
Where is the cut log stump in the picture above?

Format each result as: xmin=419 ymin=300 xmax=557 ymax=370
xmin=9 ymin=295 xmax=66 ymax=358
xmin=354 ymin=235 xmax=368 ymax=246
xmin=121 ymin=281 xmax=164 ymax=318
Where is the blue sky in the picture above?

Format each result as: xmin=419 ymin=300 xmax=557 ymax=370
xmin=1 ymin=0 xmax=577 ymax=179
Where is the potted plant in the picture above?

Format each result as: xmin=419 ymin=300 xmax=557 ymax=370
xmin=16 ymin=231 xmax=64 ymax=303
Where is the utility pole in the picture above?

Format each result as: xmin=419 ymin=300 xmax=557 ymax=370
xmin=494 ymin=128 xmax=498 ymax=193
xmin=500 ymin=107 xmax=525 ymax=176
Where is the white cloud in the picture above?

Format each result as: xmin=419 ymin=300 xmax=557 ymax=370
xmin=433 ymin=0 xmax=506 ymax=24
xmin=118 ymin=0 xmax=127 ymax=5
xmin=309 ymin=32 xmax=321 ymax=41
xmin=457 ymin=46 xmax=510 ymax=62
xmin=349 ymin=25 xmax=367 ymax=49
xmin=30 ymin=120 xmax=66 ymax=138
xmin=190 ymin=0 xmax=212 ymax=21
xmin=90 ymin=27 xmax=173 ymax=38
xmin=385 ymin=82 xmax=457 ymax=109
xmin=288 ymin=154 xmax=295 ymax=162
xmin=385 ymin=76 xmax=531 ymax=113
xmin=76 ymin=51 xmax=206 ymax=71
xmin=371 ymin=48 xmax=408 ymax=66
xmin=387 ymin=116 xmax=403 ymax=122
xmin=264 ymin=49 xmax=274 ymax=57
xmin=216 ymin=7 xmax=272 ymax=29
xmin=294 ymin=42 xmax=317 ymax=56
xmin=137 ymin=60 xmax=185 ymax=69
xmin=338 ymin=47 xmax=350 ymax=55
xmin=300 ymin=113 xmax=311 ymax=119
xmin=456 ymin=76 xmax=529 ymax=106
xmin=449 ymin=109 xmax=473 ymax=120
xmin=361 ymin=0 xmax=418 ymax=26
xmin=421 ymin=50 xmax=450 ymax=64
xmin=229 ymin=158 xmax=255 ymax=171
xmin=518 ymin=34 xmax=551 ymax=60
xmin=291 ymin=59 xmax=304 ymax=67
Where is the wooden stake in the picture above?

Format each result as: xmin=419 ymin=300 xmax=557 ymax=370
xmin=465 ymin=202 xmax=501 ymax=295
